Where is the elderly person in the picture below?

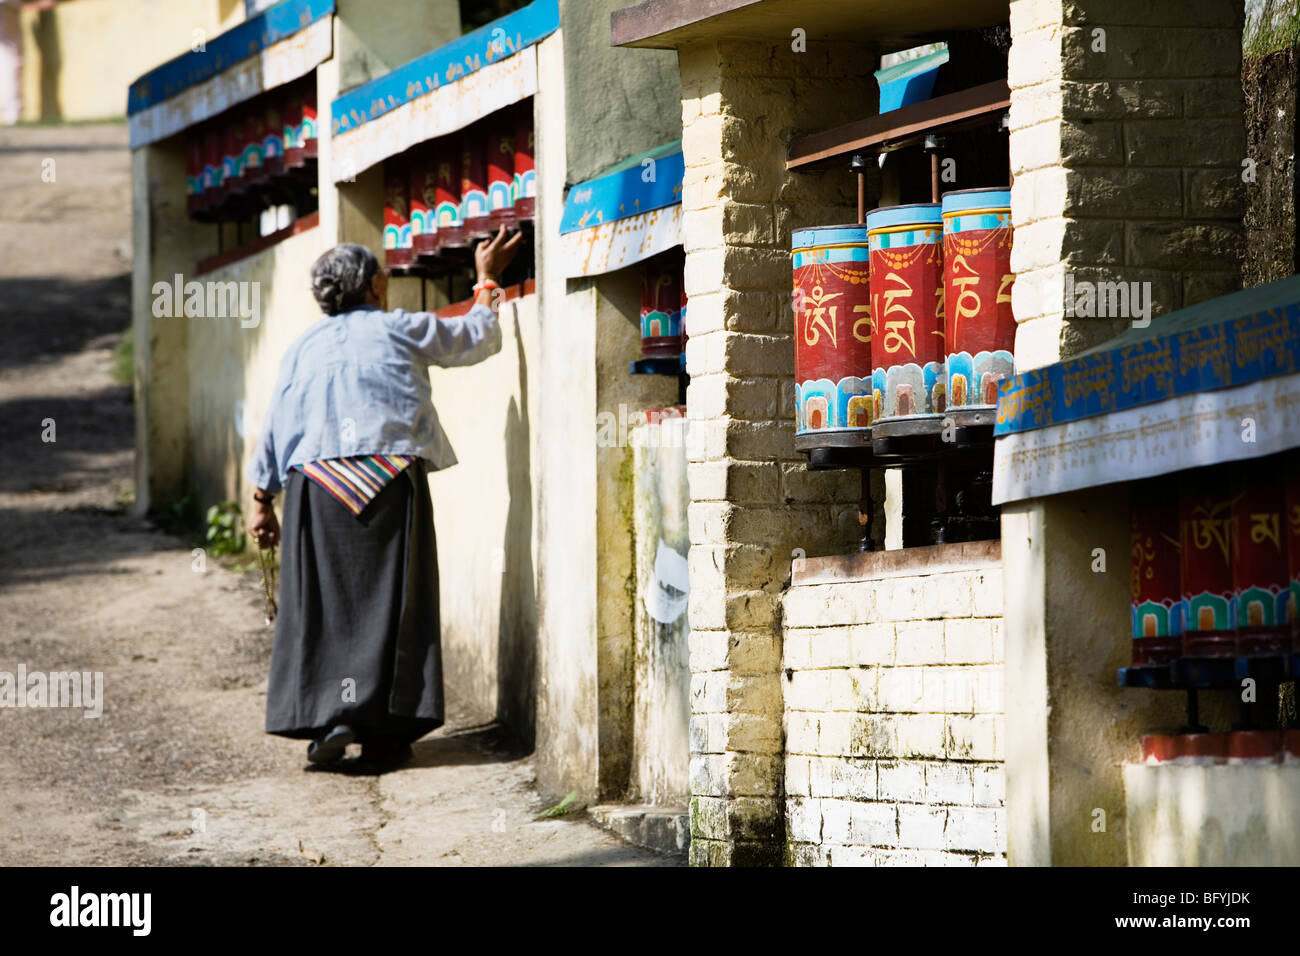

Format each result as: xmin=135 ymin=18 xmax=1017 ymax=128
xmin=247 ymin=228 xmax=522 ymax=772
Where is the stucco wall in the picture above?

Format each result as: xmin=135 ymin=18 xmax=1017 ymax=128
xmin=22 ymin=0 xmax=244 ymax=123
xmin=782 ymin=543 xmax=1007 ymax=866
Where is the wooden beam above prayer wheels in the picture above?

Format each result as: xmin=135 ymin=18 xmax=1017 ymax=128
xmin=786 ymin=80 xmax=1010 ymax=170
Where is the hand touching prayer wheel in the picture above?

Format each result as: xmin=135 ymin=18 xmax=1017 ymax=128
xmin=866 ymin=203 xmax=946 ymax=420
xmin=941 ymin=187 xmax=1014 ymax=410
xmin=791 ymin=224 xmax=873 ymax=439
xmin=487 ymin=115 xmax=516 ymax=229
xmin=460 ymin=127 xmax=492 ymax=239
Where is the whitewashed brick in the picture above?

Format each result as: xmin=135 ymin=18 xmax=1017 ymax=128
xmin=874 ymin=576 xmax=925 ymax=622
xmin=828 ymin=667 xmax=876 ymax=712
xmin=849 ymin=802 xmax=898 ymax=846
xmin=785 ymin=669 xmax=833 ymax=711
xmin=946 ymin=715 xmax=1002 ymax=761
xmin=818 ymin=712 xmax=852 ymax=756
xmin=898 ymin=805 xmax=948 ymax=851
xmin=877 ymin=761 xmax=926 ymax=803
xmin=936 ymin=667 xmax=976 ymax=714
xmin=821 ymin=798 xmax=852 ymax=844
xmin=876 ymin=666 xmax=925 ymax=713
xmin=895 ymin=714 xmax=946 ymax=758
xmin=973 ymin=765 xmax=1006 ymax=807
xmin=782 ymin=628 xmax=812 ymax=669
xmin=925 ymin=763 xmax=974 ymax=806
xmin=971 ymin=666 xmax=1004 ymax=714
xmin=805 ymin=625 xmax=853 ymax=668
xmin=785 ymin=711 xmax=819 ymax=754
xmin=922 ymin=572 xmax=975 ymax=618
xmin=849 ymin=622 xmax=896 ymax=665
xmin=972 ymin=568 xmax=1004 ymax=617
xmin=895 ymin=621 xmax=944 ymax=665
xmin=786 ymin=796 xmax=822 ymax=843
xmin=829 ymin=844 xmax=876 ymax=866
xmin=945 ymin=806 xmax=1005 ymax=853
xmin=944 ymin=619 xmax=995 ymax=664
xmin=786 ymin=755 xmax=811 ymax=796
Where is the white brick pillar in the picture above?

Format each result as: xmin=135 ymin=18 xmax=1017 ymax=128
xmin=1008 ymin=0 xmax=1245 ymax=370
xmin=678 ymin=38 xmax=876 ymax=866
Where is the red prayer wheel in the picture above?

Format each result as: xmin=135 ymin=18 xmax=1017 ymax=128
xmin=1232 ymin=462 xmax=1291 ymax=656
xmin=1286 ymin=452 xmax=1300 ymax=651
xmin=460 ymin=126 xmax=491 ymax=239
xmin=432 ymin=141 xmax=465 ymax=249
xmin=1129 ymin=481 xmax=1183 ymax=666
xmin=1179 ymin=468 xmax=1236 ymax=658
xmin=941 ymin=187 xmax=1014 ymax=409
xmin=866 ymin=203 xmax=946 ymax=419
xmin=513 ymin=103 xmax=535 ymax=220
xmin=262 ymin=95 xmax=285 ymax=178
xmin=408 ymin=143 xmax=437 ymax=256
xmin=242 ymin=103 xmax=267 ymax=188
xmin=202 ymin=123 xmax=225 ymax=208
xmin=640 ymin=250 xmax=685 ymax=359
xmin=221 ymin=112 xmax=246 ymax=198
xmin=186 ymin=133 xmax=206 ymax=217
xmin=487 ymin=115 xmax=517 ymax=229
xmin=791 ymin=224 xmax=872 ymax=437
xmin=383 ymin=158 xmax=413 ymax=270
xmin=284 ymin=80 xmax=317 ymax=168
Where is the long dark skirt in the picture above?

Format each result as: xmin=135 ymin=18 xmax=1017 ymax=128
xmin=265 ymin=460 xmax=443 ymax=746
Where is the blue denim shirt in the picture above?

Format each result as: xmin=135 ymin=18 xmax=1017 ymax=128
xmin=246 ymin=302 xmax=501 ymax=493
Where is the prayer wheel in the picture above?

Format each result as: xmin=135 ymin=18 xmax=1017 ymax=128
xmin=487 ymin=115 xmax=517 ymax=229
xmin=383 ymin=159 xmax=413 ymax=270
xmin=221 ymin=112 xmax=246 ymax=199
xmin=513 ymin=104 xmax=536 ymax=220
xmin=262 ymin=96 xmax=285 ymax=179
xmin=284 ymin=81 xmax=318 ymax=168
xmin=185 ymin=134 xmax=206 ymax=217
xmin=460 ymin=127 xmax=491 ymax=239
xmin=432 ymin=141 xmax=465 ymax=249
xmin=408 ymin=143 xmax=437 ymax=256
xmin=1129 ymin=482 xmax=1183 ymax=666
xmin=791 ymin=224 xmax=873 ymax=438
xmin=1285 ymin=452 xmax=1300 ymax=650
xmin=202 ymin=123 xmax=224 ymax=208
xmin=640 ymin=251 xmax=685 ymax=359
xmin=1179 ymin=468 xmax=1236 ymax=658
xmin=1232 ymin=462 xmax=1291 ymax=656
xmin=941 ymin=187 xmax=1014 ymax=410
xmin=241 ymin=103 xmax=267 ymax=189
xmin=866 ymin=203 xmax=946 ymax=420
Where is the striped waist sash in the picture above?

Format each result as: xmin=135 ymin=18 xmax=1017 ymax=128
xmin=295 ymin=455 xmax=416 ymax=515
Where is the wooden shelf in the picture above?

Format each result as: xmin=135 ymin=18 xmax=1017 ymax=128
xmin=787 ymin=79 xmax=1009 ymax=170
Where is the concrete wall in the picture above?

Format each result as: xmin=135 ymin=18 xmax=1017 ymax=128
xmin=783 ymin=544 xmax=1006 ymax=866
xmin=22 ymin=0 xmax=244 ymax=123
xmin=335 ymin=0 xmax=461 ymax=95
xmin=1125 ymin=763 xmax=1300 ymax=865
xmin=559 ymin=0 xmax=681 ymax=184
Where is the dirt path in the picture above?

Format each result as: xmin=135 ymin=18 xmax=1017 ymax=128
xmin=0 ymin=123 xmax=675 ymax=867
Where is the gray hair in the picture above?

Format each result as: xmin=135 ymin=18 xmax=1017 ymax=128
xmin=310 ymin=243 xmax=379 ymax=315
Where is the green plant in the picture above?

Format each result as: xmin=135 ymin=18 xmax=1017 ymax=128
xmin=204 ymin=501 xmax=246 ymax=556
xmin=111 ymin=327 xmax=134 ymax=386
xmin=1246 ymin=0 xmax=1300 ymax=56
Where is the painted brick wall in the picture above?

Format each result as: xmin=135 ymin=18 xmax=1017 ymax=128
xmin=782 ymin=543 xmax=1006 ymax=866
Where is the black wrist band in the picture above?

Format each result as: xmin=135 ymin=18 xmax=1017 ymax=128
xmin=253 ymin=493 xmax=274 ymax=504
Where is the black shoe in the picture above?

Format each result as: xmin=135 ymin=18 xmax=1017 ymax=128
xmin=307 ymin=725 xmax=356 ymax=763
xmin=343 ymin=740 xmax=412 ymax=775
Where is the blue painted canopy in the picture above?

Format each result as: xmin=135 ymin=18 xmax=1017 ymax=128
xmin=995 ymin=274 xmax=1300 ymax=437
xmin=330 ymin=0 xmax=559 ymax=137
xmin=127 ymin=0 xmax=334 ymax=115
xmin=559 ymin=142 xmax=684 ymax=235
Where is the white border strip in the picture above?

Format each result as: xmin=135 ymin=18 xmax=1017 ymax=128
xmin=129 ymin=16 xmax=333 ymax=150
xmin=560 ymin=204 xmax=682 ymax=278
xmin=991 ymin=371 xmax=1300 ymax=504
xmin=330 ymin=46 xmax=538 ymax=182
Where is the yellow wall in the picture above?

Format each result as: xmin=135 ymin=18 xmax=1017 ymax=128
xmin=22 ymin=0 xmax=244 ymax=123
